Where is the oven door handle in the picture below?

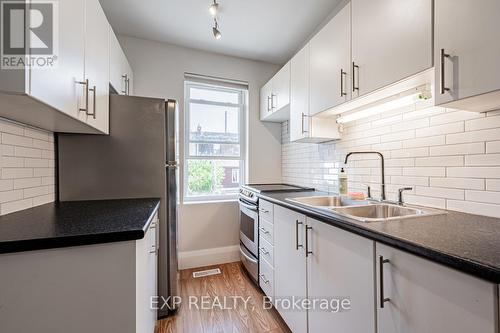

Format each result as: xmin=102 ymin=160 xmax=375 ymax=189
xmin=239 ymin=200 xmax=258 ymax=211
xmin=240 ymin=246 xmax=258 ymax=264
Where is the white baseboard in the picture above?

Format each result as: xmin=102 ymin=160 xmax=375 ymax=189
xmin=178 ymin=245 xmax=240 ymax=270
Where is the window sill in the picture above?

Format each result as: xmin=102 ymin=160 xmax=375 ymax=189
xmin=182 ymin=198 xmax=238 ymax=205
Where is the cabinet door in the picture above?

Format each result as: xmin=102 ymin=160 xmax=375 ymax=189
xmin=273 ymin=205 xmax=307 ymax=333
xmin=307 ymin=218 xmax=375 ymax=333
xmin=272 ymin=62 xmax=291 ymax=111
xmin=84 ymin=0 xmax=110 ymax=134
xmin=352 ymin=0 xmax=432 ymax=97
xmin=260 ymin=81 xmax=272 ymax=120
xmin=434 ymin=0 xmax=500 ymax=106
xmin=377 ymin=243 xmax=497 ymax=333
xmin=109 ymin=26 xmax=127 ymax=95
xmin=290 ymin=44 xmax=310 ymax=142
xmin=309 ymin=2 xmax=350 ymax=115
xmin=30 ymin=0 xmax=85 ymax=122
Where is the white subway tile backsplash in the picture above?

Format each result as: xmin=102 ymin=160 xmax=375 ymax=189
xmin=416 ymin=186 xmax=464 ymax=200
xmin=415 ymin=122 xmax=464 ymax=138
xmin=282 ymin=102 xmax=500 ymax=218
xmin=486 ymin=179 xmax=500 ymax=191
xmin=465 ymin=116 xmax=500 ymax=131
xmin=465 ymin=154 xmax=500 ymax=166
xmin=465 ymin=190 xmax=500 ymax=204
xmin=430 ymin=177 xmax=484 ymax=190
xmin=415 ymin=156 xmax=463 ymax=167
xmin=430 ymin=142 xmax=485 ymax=156
xmin=0 ymin=118 xmax=55 ymax=215
xmin=486 ymin=141 xmax=500 ymax=153
xmin=402 ymin=167 xmax=446 ymax=177
xmin=446 ymin=200 xmax=500 ymax=218
xmin=446 ymin=128 xmax=500 ymax=144
xmin=447 ymin=167 xmax=500 ymax=179
xmin=430 ymin=110 xmax=483 ymax=126
xmin=402 ymin=135 xmax=446 ymax=148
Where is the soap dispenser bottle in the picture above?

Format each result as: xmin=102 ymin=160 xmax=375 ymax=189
xmin=339 ymin=168 xmax=348 ymax=196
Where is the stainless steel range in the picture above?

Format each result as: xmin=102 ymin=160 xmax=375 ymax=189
xmin=238 ymin=184 xmax=314 ymax=283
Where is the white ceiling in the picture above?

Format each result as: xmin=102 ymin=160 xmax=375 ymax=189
xmin=99 ymin=0 xmax=342 ymax=64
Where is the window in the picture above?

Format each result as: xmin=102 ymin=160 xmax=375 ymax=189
xmin=184 ymin=80 xmax=246 ymax=201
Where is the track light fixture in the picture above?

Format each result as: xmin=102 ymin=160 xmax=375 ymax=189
xmin=209 ymin=0 xmax=219 ymax=16
xmin=213 ymin=18 xmax=222 ymax=40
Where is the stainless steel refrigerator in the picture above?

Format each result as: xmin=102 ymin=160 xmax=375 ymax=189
xmin=57 ymin=94 xmax=179 ymax=318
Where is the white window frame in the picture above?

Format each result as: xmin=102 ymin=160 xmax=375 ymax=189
xmin=183 ymin=80 xmax=247 ymax=202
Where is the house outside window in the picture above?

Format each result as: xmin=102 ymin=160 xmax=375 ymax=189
xmin=184 ymin=79 xmax=247 ymax=201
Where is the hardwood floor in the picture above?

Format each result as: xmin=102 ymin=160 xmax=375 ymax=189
xmin=155 ymin=262 xmax=291 ymax=333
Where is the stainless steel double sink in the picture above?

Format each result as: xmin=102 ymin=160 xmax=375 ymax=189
xmin=286 ymin=195 xmax=442 ymax=222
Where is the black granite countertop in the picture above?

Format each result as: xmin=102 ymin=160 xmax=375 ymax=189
xmin=258 ymin=191 xmax=500 ymax=284
xmin=0 ymin=198 xmax=160 ymax=254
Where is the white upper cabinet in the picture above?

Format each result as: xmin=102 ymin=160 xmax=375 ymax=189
xmin=377 ymin=243 xmax=497 ymax=333
xmin=272 ymin=62 xmax=290 ymax=112
xmin=307 ymin=217 xmax=375 ymax=333
xmin=290 ymin=44 xmax=310 ymax=142
xmin=434 ymin=0 xmax=500 ymax=111
xmin=109 ymin=27 xmax=133 ymax=96
xmin=260 ymin=63 xmax=290 ymax=122
xmin=30 ymin=0 xmax=85 ymax=123
xmin=351 ymin=0 xmax=432 ymax=97
xmin=310 ymin=2 xmax=351 ymax=115
xmin=290 ymin=44 xmax=340 ymax=143
xmin=84 ymin=0 xmax=110 ymax=134
xmin=260 ymin=81 xmax=273 ymax=120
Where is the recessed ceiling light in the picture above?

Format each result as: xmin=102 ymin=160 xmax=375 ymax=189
xmin=213 ymin=19 xmax=222 ymax=40
xmin=209 ymin=0 xmax=219 ymax=16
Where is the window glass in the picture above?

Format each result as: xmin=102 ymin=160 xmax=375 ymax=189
xmin=184 ymin=81 xmax=246 ymax=201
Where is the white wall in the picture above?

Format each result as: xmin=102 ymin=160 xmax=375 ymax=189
xmin=282 ymin=98 xmax=500 ymax=218
xmin=119 ymin=36 xmax=281 ymax=267
xmin=0 ymin=118 xmax=55 ymax=215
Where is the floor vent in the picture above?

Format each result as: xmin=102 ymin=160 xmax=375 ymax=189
xmin=193 ymin=268 xmax=222 ymax=278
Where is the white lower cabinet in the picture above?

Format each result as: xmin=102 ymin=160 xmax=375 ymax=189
xmin=307 ymin=218 xmax=375 ymax=333
xmin=274 ymin=205 xmax=307 ymax=333
xmin=0 ymin=210 xmax=159 ymax=333
xmin=272 ymin=204 xmax=498 ymax=333
xmin=376 ymin=242 xmax=497 ymax=333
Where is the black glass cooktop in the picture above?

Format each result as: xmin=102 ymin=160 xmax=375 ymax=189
xmin=242 ymin=183 xmax=314 ymax=193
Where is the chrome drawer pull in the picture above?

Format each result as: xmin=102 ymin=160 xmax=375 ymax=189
xmin=259 ymin=227 xmax=270 ymax=235
xmin=259 ymin=274 xmax=269 ymax=284
xmin=260 ymin=247 xmax=269 ymax=255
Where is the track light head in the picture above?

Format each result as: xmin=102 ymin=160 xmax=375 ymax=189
xmin=212 ymin=19 xmax=222 ymax=40
xmin=209 ymin=0 xmax=219 ymax=16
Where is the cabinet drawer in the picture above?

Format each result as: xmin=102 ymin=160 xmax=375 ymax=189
xmin=259 ymin=200 xmax=273 ymax=223
xmin=259 ymin=257 xmax=274 ymax=298
xmin=259 ymin=236 xmax=274 ymax=266
xmin=259 ymin=219 xmax=274 ymax=245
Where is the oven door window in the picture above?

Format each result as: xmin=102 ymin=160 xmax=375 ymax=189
xmin=240 ymin=209 xmax=255 ymax=242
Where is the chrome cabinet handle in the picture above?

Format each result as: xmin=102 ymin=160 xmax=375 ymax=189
xmin=305 ymin=225 xmax=313 ymax=257
xmin=87 ymin=85 xmax=96 ymax=119
xmin=259 ymin=208 xmax=269 ymax=213
xmin=267 ymin=96 xmax=271 ymax=112
xmin=295 ymin=220 xmax=303 ymax=250
xmin=149 ymin=245 xmax=156 ymax=254
xmin=440 ymin=49 xmax=451 ymax=94
xmin=259 ymin=227 xmax=270 ymax=235
xmin=126 ymin=78 xmax=130 ymax=95
xmin=340 ymin=69 xmax=347 ymax=97
xmin=150 ymin=222 xmax=157 ymax=229
xmin=352 ymin=62 xmax=359 ymax=92
xmin=259 ymin=247 xmax=269 ymax=255
xmin=77 ymin=79 xmax=89 ymax=112
xmin=259 ymin=274 xmax=269 ymax=284
xmin=301 ymin=113 xmax=309 ymax=134
xmin=379 ymin=256 xmax=391 ymax=308
xmin=270 ymin=94 xmax=276 ymax=109
xmin=122 ymin=74 xmax=128 ymax=94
